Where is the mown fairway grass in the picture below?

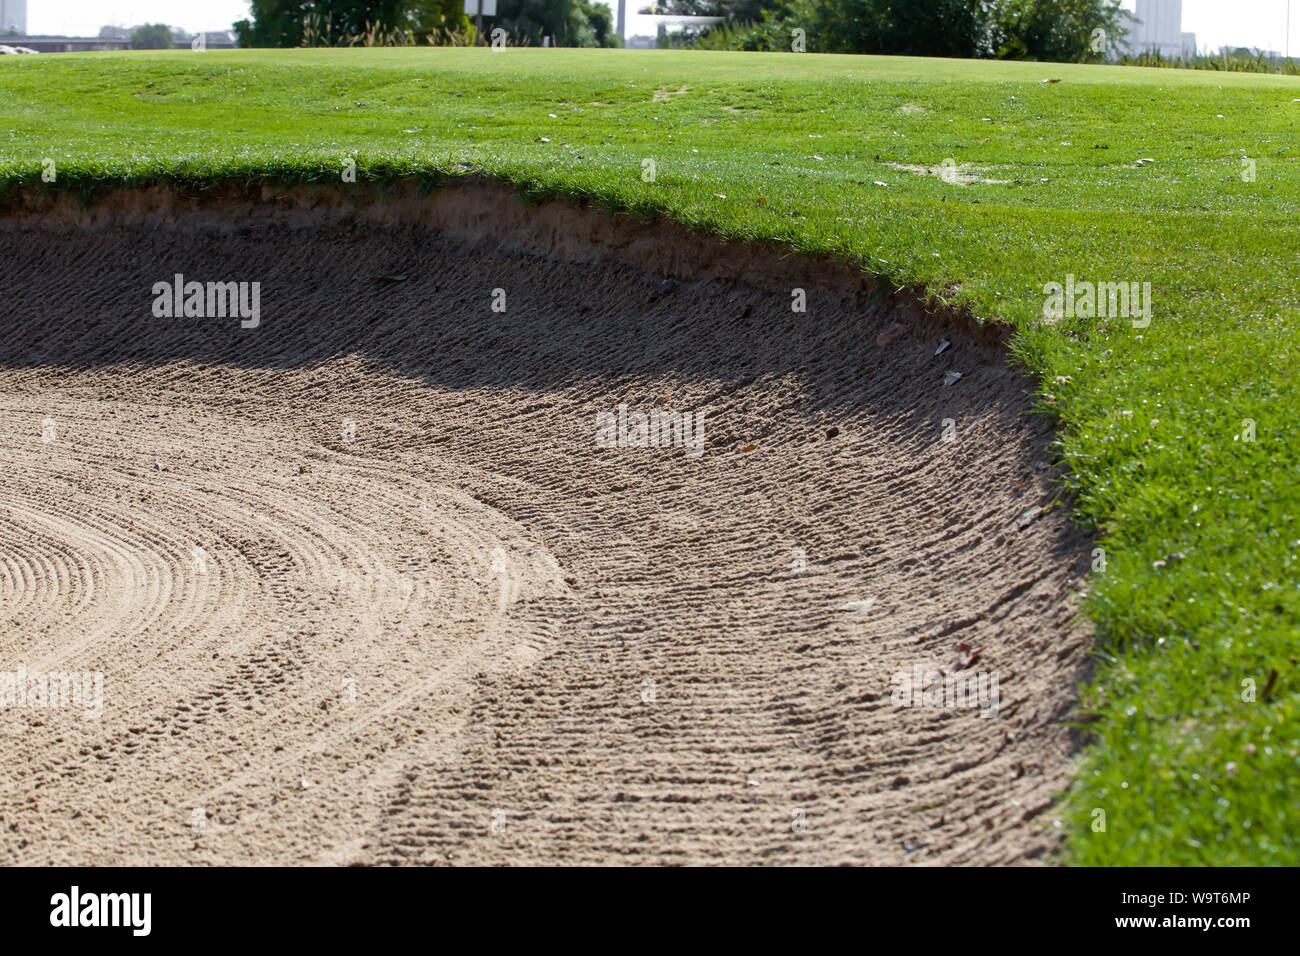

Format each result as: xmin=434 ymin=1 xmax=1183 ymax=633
xmin=1 ymin=48 xmax=1297 ymax=865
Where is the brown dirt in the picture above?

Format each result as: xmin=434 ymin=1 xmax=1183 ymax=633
xmin=0 ymin=181 xmax=1091 ymax=865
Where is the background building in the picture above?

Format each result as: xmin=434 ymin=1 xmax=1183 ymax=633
xmin=1119 ymin=0 xmax=1198 ymax=59
xmin=1 ymin=0 xmax=28 ymax=35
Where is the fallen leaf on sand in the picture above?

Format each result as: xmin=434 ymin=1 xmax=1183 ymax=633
xmin=876 ymin=322 xmax=906 ymax=346
xmin=949 ymin=642 xmax=983 ymax=671
xmin=1017 ymin=505 xmax=1043 ymax=529
xmin=839 ymin=598 xmax=876 ymax=612
xmin=741 ymin=443 xmax=756 ymax=452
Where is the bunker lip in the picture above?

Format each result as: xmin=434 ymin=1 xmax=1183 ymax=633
xmin=0 ymin=181 xmax=1091 ymax=865
xmin=0 ymin=176 xmax=1007 ymax=348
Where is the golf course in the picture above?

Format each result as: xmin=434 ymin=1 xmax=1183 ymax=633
xmin=0 ymin=46 xmax=1296 ymax=865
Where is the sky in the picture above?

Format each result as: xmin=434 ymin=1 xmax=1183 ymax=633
xmin=22 ymin=0 xmax=1300 ymax=56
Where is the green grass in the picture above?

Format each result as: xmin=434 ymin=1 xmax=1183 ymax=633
xmin=2 ymin=47 xmax=1298 ymax=865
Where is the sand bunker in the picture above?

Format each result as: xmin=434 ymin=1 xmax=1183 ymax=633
xmin=0 ymin=181 xmax=1090 ymax=864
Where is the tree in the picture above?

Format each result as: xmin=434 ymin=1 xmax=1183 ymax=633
xmin=670 ymin=0 xmax=1127 ymax=62
xmin=413 ymin=0 xmax=477 ymax=43
xmin=816 ymin=0 xmax=995 ymax=58
xmin=492 ymin=0 xmax=620 ymax=47
xmin=579 ymin=0 xmax=619 ymax=47
xmin=994 ymin=0 xmax=1127 ymax=63
xmin=233 ymin=0 xmax=612 ymax=47
xmin=658 ymin=0 xmax=786 ymax=24
xmin=664 ymin=0 xmax=996 ymax=58
xmin=130 ymin=24 xmax=176 ymax=50
xmin=690 ymin=1 xmax=812 ymax=51
xmin=234 ymin=0 xmax=471 ymax=47
xmin=235 ymin=1 xmax=317 ymax=47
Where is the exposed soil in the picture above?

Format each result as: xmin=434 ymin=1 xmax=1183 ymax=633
xmin=0 ymin=181 xmax=1091 ymax=865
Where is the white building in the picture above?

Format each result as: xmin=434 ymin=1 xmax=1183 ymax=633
xmin=1 ymin=0 xmax=27 ymax=34
xmin=1119 ymin=0 xmax=1198 ymax=60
